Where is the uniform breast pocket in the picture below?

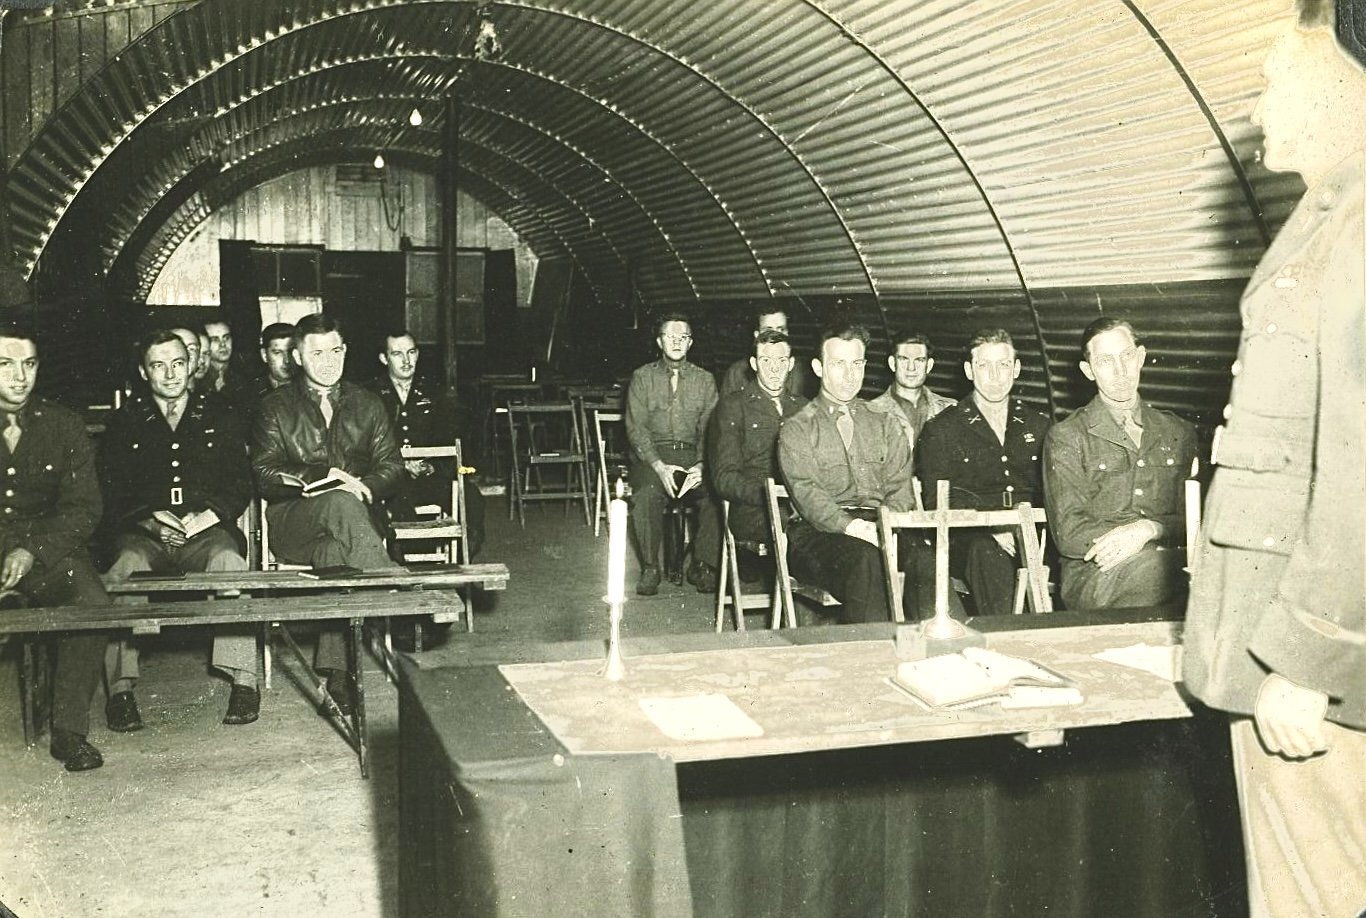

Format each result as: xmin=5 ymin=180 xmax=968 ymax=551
xmin=1234 ymin=334 xmax=1315 ymax=418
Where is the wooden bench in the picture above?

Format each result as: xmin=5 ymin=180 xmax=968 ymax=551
xmin=5 ymin=563 xmax=510 ymax=777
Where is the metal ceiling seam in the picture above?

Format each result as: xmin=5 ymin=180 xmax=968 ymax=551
xmin=802 ymin=0 xmax=1052 ymax=414
xmin=109 ymin=51 xmax=699 ymax=301
xmin=21 ymin=1 xmax=726 ymax=302
xmin=495 ymin=1 xmax=806 ymax=300
xmin=456 ymin=98 xmax=697 ymax=299
xmin=1115 ymin=0 xmax=1271 ymax=249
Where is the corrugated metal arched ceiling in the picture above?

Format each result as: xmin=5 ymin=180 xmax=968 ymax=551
xmin=8 ymin=0 xmax=1297 ymax=309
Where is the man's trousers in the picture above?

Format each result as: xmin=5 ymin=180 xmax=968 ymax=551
xmin=19 ymin=552 xmax=108 ymax=737
xmin=629 ymin=445 xmax=719 ymax=572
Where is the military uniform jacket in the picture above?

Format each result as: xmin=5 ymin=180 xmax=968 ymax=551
xmin=866 ymin=385 xmax=956 ymax=450
xmin=916 ymin=396 xmax=1051 ymax=511
xmin=0 ymin=397 xmax=102 ymax=571
xmin=99 ymin=391 xmax=252 ymax=541
xmin=1183 ymin=155 xmax=1366 ymax=728
xmin=625 ymin=359 xmax=718 ymax=465
xmin=370 ymin=378 xmax=457 ymax=451
xmin=1042 ymin=397 xmax=1197 ymax=560
xmin=707 ymin=378 xmax=806 ymax=508
xmin=252 ymin=378 xmax=402 ymax=504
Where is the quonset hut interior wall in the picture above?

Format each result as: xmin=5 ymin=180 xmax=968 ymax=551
xmin=0 ymin=1 xmax=1309 ymax=424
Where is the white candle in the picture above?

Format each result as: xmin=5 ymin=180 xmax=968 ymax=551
xmin=1185 ymin=478 xmax=1201 ymax=567
xmin=606 ymin=497 xmax=628 ymax=604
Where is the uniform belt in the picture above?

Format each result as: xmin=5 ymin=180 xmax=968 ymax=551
xmin=654 ymin=440 xmax=695 ymax=451
xmin=839 ymin=506 xmax=879 ymax=522
xmin=170 ymin=486 xmax=184 ymax=507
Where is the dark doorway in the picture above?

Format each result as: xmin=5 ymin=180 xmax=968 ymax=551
xmin=320 ymin=250 xmax=406 ymax=383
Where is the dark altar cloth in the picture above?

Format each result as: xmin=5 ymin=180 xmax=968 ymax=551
xmin=398 ymin=613 xmax=1246 ymax=918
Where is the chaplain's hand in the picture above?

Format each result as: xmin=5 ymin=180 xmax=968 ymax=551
xmin=0 ymin=547 xmax=34 ymax=590
xmin=844 ymin=519 xmax=879 ymax=546
xmin=1085 ymin=520 xmax=1160 ymax=572
xmin=1254 ymin=673 xmax=1331 ymax=759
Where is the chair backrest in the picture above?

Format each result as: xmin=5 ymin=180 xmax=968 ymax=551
xmin=396 ymin=440 xmax=467 ymax=564
xmin=764 ymin=480 xmax=842 ymax=626
xmin=257 ymin=497 xmax=310 ymax=572
xmin=878 ymin=480 xmax=1052 ymax=619
xmin=507 ymin=402 xmax=584 ymax=457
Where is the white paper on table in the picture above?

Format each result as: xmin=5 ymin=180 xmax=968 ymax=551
xmin=1093 ymin=643 xmax=1183 ymax=682
xmin=639 ymin=694 xmax=764 ymax=742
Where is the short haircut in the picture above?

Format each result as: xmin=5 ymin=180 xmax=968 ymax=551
xmin=137 ymin=329 xmax=187 ymax=362
xmin=1079 ymin=317 xmax=1140 ymax=361
xmin=966 ymin=328 xmax=1014 ymax=359
xmin=817 ymin=322 xmax=870 ymax=351
xmin=891 ymin=330 xmax=933 ymax=358
xmin=260 ymin=322 xmax=295 ymax=349
xmin=753 ymin=329 xmax=790 ymax=351
xmin=294 ymin=313 xmax=344 ymax=348
xmin=754 ymin=307 xmax=787 ymax=329
xmin=1297 ymin=0 xmax=1333 ymax=28
xmin=655 ymin=311 xmax=691 ymax=336
xmin=0 ymin=322 xmax=37 ymax=350
xmin=382 ymin=329 xmax=417 ymax=349
xmin=204 ymin=318 xmax=231 ymax=332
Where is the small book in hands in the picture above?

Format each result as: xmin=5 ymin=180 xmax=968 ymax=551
xmin=671 ymin=467 xmax=699 ymax=499
xmin=278 ymin=472 xmax=347 ymax=495
xmin=152 ymin=508 xmax=220 ymax=540
xmin=892 ymin=646 xmax=1083 ymax=710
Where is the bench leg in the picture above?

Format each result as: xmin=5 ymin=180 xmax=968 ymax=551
xmin=19 ymin=637 xmax=51 ymax=749
xmin=349 ymin=618 xmax=369 ymax=779
xmin=259 ymin=623 xmax=272 ymax=690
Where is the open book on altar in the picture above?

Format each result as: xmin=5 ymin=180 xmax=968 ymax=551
xmin=151 ymin=508 xmax=220 ymax=539
xmin=892 ymin=646 xmax=1083 ymax=711
xmin=278 ymin=471 xmax=347 ymax=496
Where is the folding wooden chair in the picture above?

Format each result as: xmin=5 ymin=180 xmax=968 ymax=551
xmin=766 ymin=478 xmax=840 ymax=628
xmin=390 ymin=441 xmax=468 ymax=565
xmin=592 ymin=409 xmax=626 ymax=536
xmin=713 ymin=499 xmax=779 ymax=632
xmin=507 ymin=402 xmax=592 ymax=526
xmin=878 ymin=480 xmax=1053 ymax=622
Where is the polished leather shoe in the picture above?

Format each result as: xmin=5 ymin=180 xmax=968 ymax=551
xmin=635 ymin=566 xmax=662 ymax=596
xmin=322 ymin=669 xmax=355 ymax=717
xmin=222 ymin=684 xmax=260 ymax=725
xmin=50 ymin=728 xmax=103 ymax=772
xmin=105 ymin=691 xmax=144 ymax=733
xmin=687 ymin=562 xmax=719 ymax=594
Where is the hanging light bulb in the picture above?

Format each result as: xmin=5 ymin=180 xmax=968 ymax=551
xmin=373 ymin=152 xmax=386 ymax=169
xmin=409 ymin=107 xmax=423 ymax=127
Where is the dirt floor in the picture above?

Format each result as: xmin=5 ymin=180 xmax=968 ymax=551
xmin=0 ymin=498 xmax=736 ymax=918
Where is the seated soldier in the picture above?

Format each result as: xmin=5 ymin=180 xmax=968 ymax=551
xmin=717 ymin=307 xmax=811 ymax=398
xmin=916 ymin=329 xmax=1052 ymax=616
xmin=708 ymin=328 xmax=807 ymax=550
xmin=100 ymin=331 xmax=259 ymax=727
xmin=625 ymin=312 xmax=720 ymax=596
xmin=371 ymin=329 xmax=486 ymax=559
xmin=1043 ymin=318 xmax=1197 ymax=610
xmin=866 ymin=330 xmax=956 ymax=448
xmin=257 ymin=322 xmax=296 ymax=395
xmin=251 ymin=313 xmax=402 ymax=712
xmin=0 ymin=323 xmax=108 ymax=771
xmin=778 ymin=322 xmax=948 ymax=623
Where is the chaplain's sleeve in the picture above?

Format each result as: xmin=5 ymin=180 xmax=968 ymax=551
xmin=1248 ymin=201 xmax=1366 ymax=713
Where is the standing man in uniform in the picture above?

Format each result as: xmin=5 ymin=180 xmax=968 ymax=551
xmin=252 ymin=314 xmax=402 ymax=711
xmin=916 ymin=329 xmax=1052 ymax=616
xmin=867 ymin=331 xmax=956 ymax=449
xmin=708 ymin=328 xmax=807 ymax=544
xmin=1043 ymin=318 xmax=1197 ymax=610
xmin=0 ymin=323 xmax=108 ymax=771
xmin=625 ymin=312 xmax=720 ymax=596
xmin=372 ymin=329 xmax=485 ymax=559
xmin=1183 ymin=3 xmax=1366 ymax=913
xmin=778 ymin=322 xmax=946 ymax=623
xmin=100 ymin=331 xmax=259 ymax=727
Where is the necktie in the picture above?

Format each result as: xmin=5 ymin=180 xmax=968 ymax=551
xmin=1122 ymin=410 xmax=1143 ymax=448
xmin=320 ymin=390 xmax=334 ymax=427
xmin=165 ymin=400 xmax=181 ymax=431
xmin=669 ymin=368 xmax=679 ymax=394
xmin=836 ymin=404 xmax=854 ymax=452
xmin=772 ymin=397 xmax=784 ymax=417
xmin=2 ymin=413 xmax=19 ymax=453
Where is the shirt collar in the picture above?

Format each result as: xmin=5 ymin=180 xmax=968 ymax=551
xmin=1100 ymin=396 xmax=1144 ymax=427
xmin=152 ymin=392 xmax=189 ymax=419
